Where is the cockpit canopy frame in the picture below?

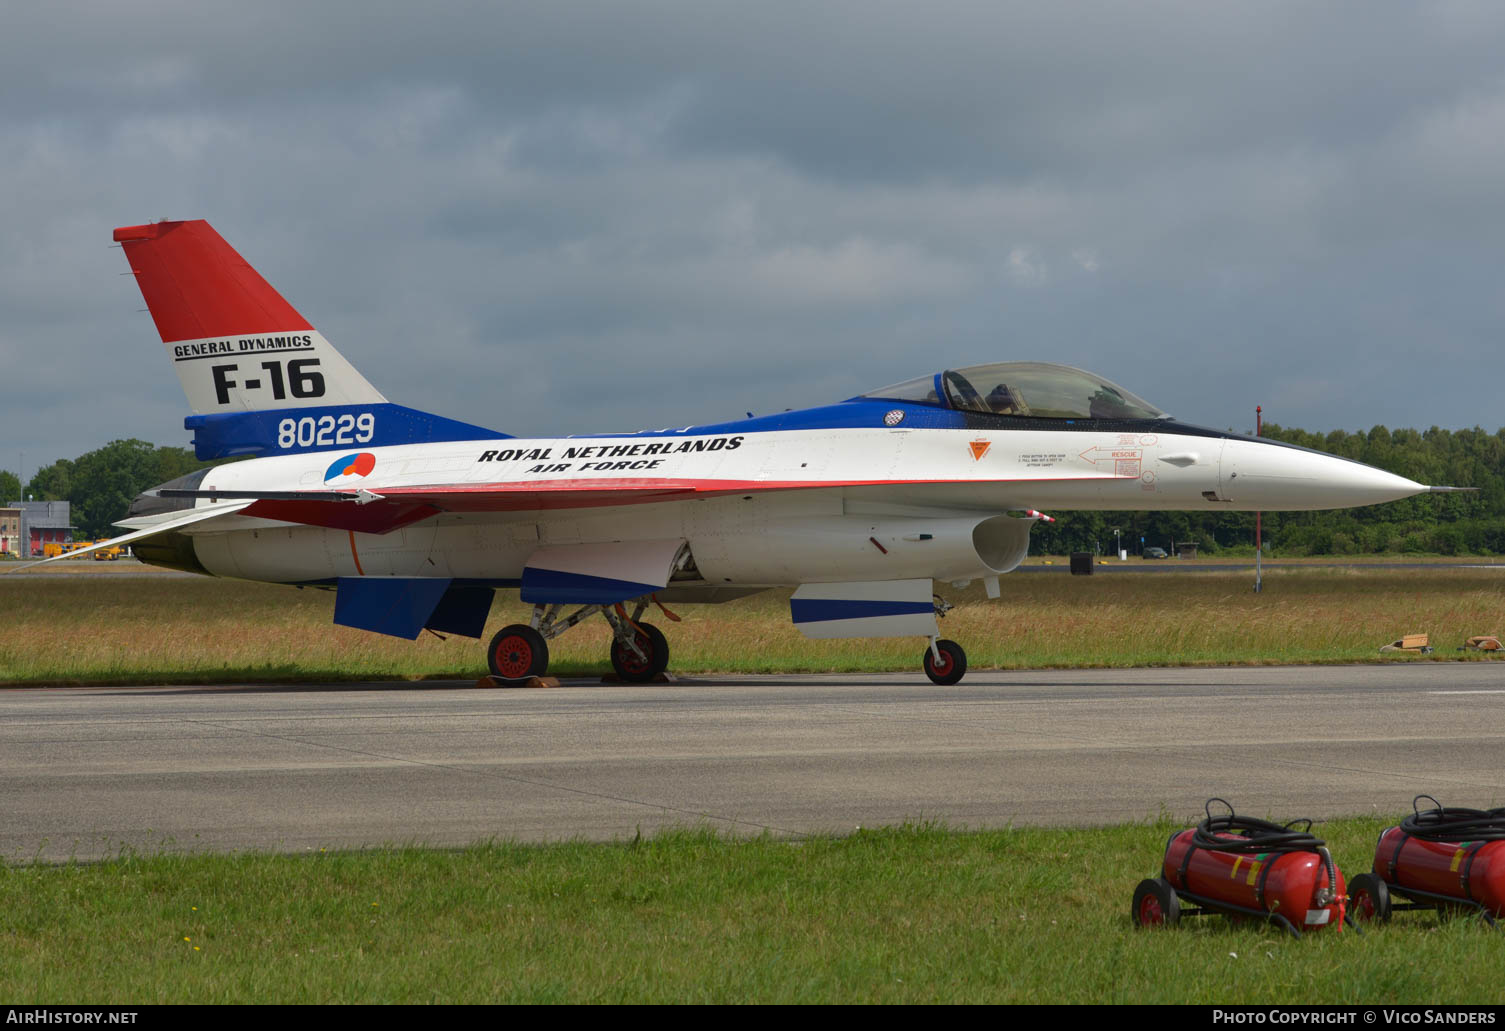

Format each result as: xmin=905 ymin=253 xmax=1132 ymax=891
xmin=862 ymin=361 xmax=1165 ymax=421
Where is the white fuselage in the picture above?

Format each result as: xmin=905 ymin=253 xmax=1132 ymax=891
xmin=147 ymin=423 xmax=1425 ymax=589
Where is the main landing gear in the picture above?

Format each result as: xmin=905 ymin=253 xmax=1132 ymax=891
xmin=486 ymin=597 xmax=674 ymax=685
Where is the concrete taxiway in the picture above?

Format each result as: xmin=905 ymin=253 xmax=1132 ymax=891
xmin=2 ymin=664 xmax=1501 ymax=861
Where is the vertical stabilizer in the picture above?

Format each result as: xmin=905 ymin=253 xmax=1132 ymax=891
xmin=114 ymin=220 xmax=387 ymax=414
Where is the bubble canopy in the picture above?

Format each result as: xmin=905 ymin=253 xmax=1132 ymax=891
xmin=861 ymin=362 xmax=1166 ymax=420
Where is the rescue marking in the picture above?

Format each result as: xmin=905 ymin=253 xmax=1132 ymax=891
xmin=347 ymin=530 xmax=364 ymax=576
xmin=968 ymin=440 xmax=991 ymax=461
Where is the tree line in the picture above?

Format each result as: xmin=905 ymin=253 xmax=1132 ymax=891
xmin=6 ymin=440 xmax=217 ymax=539
xmin=6 ymin=425 xmax=1505 ymax=553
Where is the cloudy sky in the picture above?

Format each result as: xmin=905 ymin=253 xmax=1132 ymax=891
xmin=5 ymin=1 xmax=1505 ymax=476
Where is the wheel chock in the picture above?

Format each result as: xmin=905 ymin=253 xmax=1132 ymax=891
xmin=474 ymin=675 xmax=563 ymax=689
xmin=1379 ymin=633 xmax=1433 ymax=654
xmin=599 ymin=672 xmax=679 ymax=684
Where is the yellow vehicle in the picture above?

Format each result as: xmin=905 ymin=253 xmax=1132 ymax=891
xmin=93 ymin=543 xmax=124 ymax=561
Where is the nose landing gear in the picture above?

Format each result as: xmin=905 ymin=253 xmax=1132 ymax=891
xmin=923 ymin=638 xmax=967 ymax=685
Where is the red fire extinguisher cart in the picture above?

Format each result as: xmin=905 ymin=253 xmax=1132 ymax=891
xmin=1132 ymin=799 xmax=1349 ymax=938
xmin=1349 ymin=796 xmax=1505 ymax=928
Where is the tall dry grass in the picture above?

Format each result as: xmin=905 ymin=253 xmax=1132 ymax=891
xmin=1 ymin=565 xmax=1502 ymax=683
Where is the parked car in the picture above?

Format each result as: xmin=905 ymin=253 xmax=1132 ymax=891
xmin=1143 ymin=547 xmax=1168 ymax=559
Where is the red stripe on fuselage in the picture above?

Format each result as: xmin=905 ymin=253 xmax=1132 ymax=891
xmin=370 ymin=473 xmax=1127 ymax=512
xmin=233 ymin=473 xmax=1130 ymax=529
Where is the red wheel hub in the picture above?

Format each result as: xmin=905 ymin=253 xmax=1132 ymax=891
xmin=1352 ymin=890 xmax=1376 ymax=920
xmin=493 ymin=634 xmax=534 ymax=680
xmin=930 ymin=649 xmax=953 ymax=674
xmin=1138 ymin=894 xmax=1164 ymax=925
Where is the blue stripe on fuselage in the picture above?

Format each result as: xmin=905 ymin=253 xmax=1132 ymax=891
xmin=185 ymin=402 xmax=508 ymax=460
xmin=521 ymin=567 xmax=664 ymax=605
xmin=589 ymin=400 xmax=968 ymax=439
xmin=790 ymin=598 xmax=937 ymax=623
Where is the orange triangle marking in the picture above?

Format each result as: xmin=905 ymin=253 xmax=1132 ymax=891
xmin=969 ymin=440 xmax=991 ymax=461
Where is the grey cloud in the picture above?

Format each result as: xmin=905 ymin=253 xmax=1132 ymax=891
xmin=4 ymin=2 xmax=1505 ymax=469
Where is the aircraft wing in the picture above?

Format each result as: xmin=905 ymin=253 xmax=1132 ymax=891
xmin=3 ymin=501 xmax=255 ymax=572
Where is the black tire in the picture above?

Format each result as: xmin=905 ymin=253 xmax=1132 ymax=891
xmin=610 ymin=622 xmax=669 ymax=683
xmin=487 ymin=624 xmax=550 ymax=683
xmin=1347 ymin=873 xmax=1391 ymax=923
xmin=1132 ymin=878 xmax=1181 ymax=928
xmin=923 ymin=639 xmax=967 ymax=685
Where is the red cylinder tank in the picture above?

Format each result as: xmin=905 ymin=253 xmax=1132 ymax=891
xmin=1374 ymin=826 xmax=1505 ymax=916
xmin=1164 ymin=828 xmax=1347 ymax=932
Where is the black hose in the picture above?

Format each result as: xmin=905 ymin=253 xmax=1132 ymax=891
xmin=1192 ymin=798 xmax=1336 ymax=896
xmin=1399 ymin=795 xmax=1505 ymax=843
xmin=1192 ymin=798 xmax=1327 ymax=855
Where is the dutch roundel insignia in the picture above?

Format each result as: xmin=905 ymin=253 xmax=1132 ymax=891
xmin=884 ymin=409 xmax=905 ymax=426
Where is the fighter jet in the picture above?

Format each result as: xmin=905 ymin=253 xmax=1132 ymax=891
xmin=38 ymin=220 xmax=1444 ymax=684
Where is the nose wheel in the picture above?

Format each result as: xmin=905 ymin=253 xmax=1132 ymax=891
xmin=922 ymin=638 xmax=967 ymax=685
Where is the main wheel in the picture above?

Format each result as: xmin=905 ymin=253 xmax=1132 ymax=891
xmin=922 ymin=639 xmax=967 ymax=685
xmin=610 ymin=622 xmax=669 ymax=683
xmin=1132 ymin=878 xmax=1181 ymax=928
xmin=487 ymin=624 xmax=550 ymax=683
xmin=1347 ymin=873 xmax=1392 ymax=923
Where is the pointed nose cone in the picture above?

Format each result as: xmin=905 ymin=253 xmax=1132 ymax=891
xmin=1221 ymin=438 xmax=1426 ymax=510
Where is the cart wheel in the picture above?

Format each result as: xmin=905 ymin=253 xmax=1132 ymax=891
xmin=1347 ymin=873 xmax=1391 ymax=923
xmin=1132 ymin=878 xmax=1181 ymax=928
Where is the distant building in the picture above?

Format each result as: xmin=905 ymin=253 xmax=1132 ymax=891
xmin=6 ymin=500 xmax=75 ymax=557
xmin=0 ymin=507 xmax=18 ymax=555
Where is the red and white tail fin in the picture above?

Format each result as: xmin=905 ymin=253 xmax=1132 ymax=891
xmin=114 ymin=220 xmax=386 ymax=414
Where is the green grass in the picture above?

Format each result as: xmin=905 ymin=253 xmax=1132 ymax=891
xmin=3 ymin=564 xmax=1504 ymax=683
xmin=2 ymin=820 xmax=1500 ymax=1004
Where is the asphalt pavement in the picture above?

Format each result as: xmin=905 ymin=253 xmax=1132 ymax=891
xmin=2 ymin=663 xmax=1500 ymax=860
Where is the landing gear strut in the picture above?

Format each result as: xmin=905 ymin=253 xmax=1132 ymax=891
xmin=920 ymin=593 xmax=967 ymax=685
xmin=608 ymin=621 xmax=669 ymax=683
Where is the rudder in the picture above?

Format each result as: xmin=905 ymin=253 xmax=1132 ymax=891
xmin=114 ymin=220 xmax=505 ymax=459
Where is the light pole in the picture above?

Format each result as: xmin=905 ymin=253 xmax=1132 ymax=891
xmin=1254 ymin=405 xmax=1263 ymax=593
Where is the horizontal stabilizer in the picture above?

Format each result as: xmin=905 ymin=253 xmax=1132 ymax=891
xmin=790 ymin=579 xmax=938 ymax=640
xmin=2 ymin=502 xmax=253 ymax=573
xmin=144 ymin=487 xmax=437 ymax=535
